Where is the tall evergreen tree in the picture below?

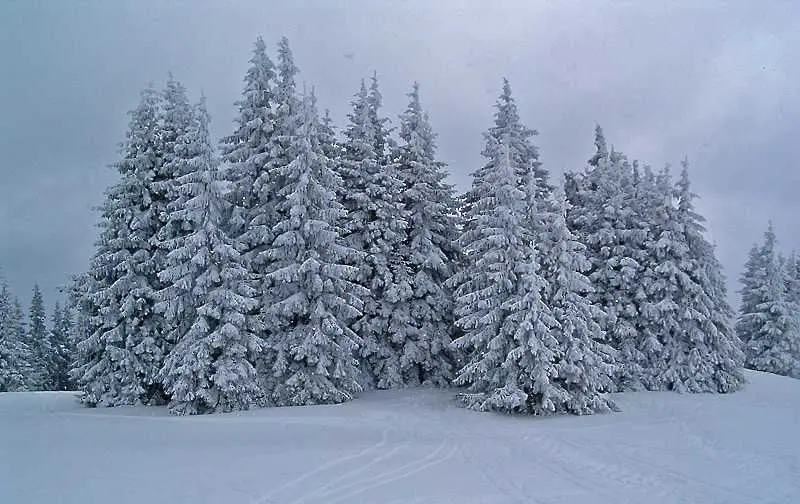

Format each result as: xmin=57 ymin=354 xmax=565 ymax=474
xmin=391 ymin=82 xmax=460 ymax=386
xmin=49 ymin=302 xmax=75 ymax=391
xmin=338 ymin=75 xmax=412 ymax=389
xmin=451 ymin=134 xmax=559 ymax=414
xmin=219 ymin=38 xmax=279 ymax=362
xmin=737 ymin=225 xmax=800 ymax=377
xmin=565 ymin=127 xmax=643 ymax=391
xmin=73 ymin=87 xmax=167 ymax=406
xmin=158 ymin=99 xmax=265 ymax=415
xmin=737 ymin=241 xmax=767 ymax=349
xmin=220 ymin=36 xmax=277 ymax=245
xmin=785 ymin=253 xmax=800 ymax=306
xmin=538 ymin=187 xmax=617 ymax=411
xmin=0 ymin=281 xmax=30 ymax=392
xmin=673 ymin=163 xmax=744 ymax=392
xmin=26 ymin=284 xmax=52 ymax=390
xmin=632 ymin=165 xmax=696 ymax=391
xmin=261 ymin=90 xmax=367 ymax=405
xmin=468 ymin=78 xmax=549 ymax=202
xmin=152 ymin=76 xmax=199 ymax=351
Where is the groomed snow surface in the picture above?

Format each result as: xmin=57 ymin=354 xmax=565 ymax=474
xmin=2 ymin=371 xmax=798 ymax=504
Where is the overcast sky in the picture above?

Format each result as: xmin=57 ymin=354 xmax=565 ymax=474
xmin=1 ymin=0 xmax=798 ymax=310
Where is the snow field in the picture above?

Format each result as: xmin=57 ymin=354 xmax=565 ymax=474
xmin=2 ymin=370 xmax=798 ymax=504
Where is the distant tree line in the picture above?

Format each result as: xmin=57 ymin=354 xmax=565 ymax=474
xmin=4 ymin=36 xmax=766 ymax=414
xmin=736 ymin=225 xmax=800 ymax=377
xmin=0 ymin=281 xmax=74 ymax=392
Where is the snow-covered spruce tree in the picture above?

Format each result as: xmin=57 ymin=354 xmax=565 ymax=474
xmin=785 ymin=252 xmax=800 ymax=306
xmin=156 ymin=99 xmax=265 ymax=415
xmin=0 ymin=281 xmax=31 ymax=391
xmin=338 ymin=75 xmax=412 ymax=390
xmin=390 ymin=82 xmax=460 ymax=386
xmin=631 ymin=166 xmax=689 ymax=391
xmin=452 ymin=133 xmax=567 ymax=414
xmin=219 ymin=38 xmax=278 ymax=361
xmin=26 ymin=284 xmax=52 ymax=390
xmin=737 ymin=225 xmax=800 ymax=378
xmin=65 ymin=272 xmax=92 ymax=388
xmin=736 ymin=241 xmax=767 ymax=349
xmin=48 ymin=302 xmax=75 ymax=391
xmin=565 ymin=126 xmax=642 ymax=391
xmin=468 ymin=79 xmax=550 ymax=205
xmin=537 ymin=187 xmax=617 ymax=411
xmin=319 ymin=108 xmax=344 ymax=162
xmin=12 ymin=298 xmax=33 ymax=389
xmin=672 ymin=162 xmax=744 ymax=392
xmin=151 ymin=76 xmax=198 ymax=349
xmin=261 ymin=90 xmax=367 ymax=406
xmin=220 ymin=36 xmax=277 ymax=246
xmin=455 ymin=79 xmax=550 ymax=367
xmin=72 ymin=87 xmax=167 ymax=406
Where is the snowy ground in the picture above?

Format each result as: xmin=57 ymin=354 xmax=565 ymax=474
xmin=2 ymin=370 xmax=799 ymax=504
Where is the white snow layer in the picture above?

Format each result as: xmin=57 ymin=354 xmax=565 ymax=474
xmin=1 ymin=370 xmax=798 ymax=504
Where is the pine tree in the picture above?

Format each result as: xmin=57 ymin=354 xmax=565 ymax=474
xmin=65 ymin=272 xmax=92 ymax=389
xmin=338 ymin=75 xmax=412 ymax=389
xmin=467 ymin=78 xmax=549 ymax=203
xmin=737 ymin=242 xmax=767 ymax=349
xmin=0 ymin=281 xmax=30 ymax=392
xmin=785 ymin=253 xmax=800 ymax=306
xmin=152 ymin=76 xmax=198 ymax=351
xmin=452 ymin=133 xmax=561 ymax=414
xmin=673 ymin=163 xmax=744 ymax=392
xmin=26 ymin=284 xmax=52 ymax=390
xmin=158 ymin=99 xmax=265 ymax=415
xmin=261 ymin=90 xmax=367 ymax=406
xmin=737 ymin=225 xmax=800 ymax=377
xmin=633 ymin=166 xmax=689 ymax=391
xmin=219 ymin=38 xmax=282 ymax=395
xmin=391 ymin=82 xmax=460 ymax=386
xmin=220 ymin=36 xmax=277 ymax=245
xmin=48 ymin=302 xmax=75 ymax=391
xmin=538 ymin=187 xmax=617 ymax=412
xmin=73 ymin=87 xmax=167 ymax=406
xmin=565 ymin=127 xmax=643 ymax=391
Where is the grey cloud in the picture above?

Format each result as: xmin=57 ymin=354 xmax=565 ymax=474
xmin=1 ymin=0 xmax=798 ymax=307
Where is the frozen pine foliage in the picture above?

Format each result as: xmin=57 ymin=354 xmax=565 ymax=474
xmin=451 ymin=81 xmax=614 ymax=415
xmin=670 ymin=163 xmax=744 ymax=391
xmin=0 ymin=281 xmax=31 ymax=392
xmin=25 ymin=285 xmax=53 ymax=390
xmin=151 ymin=76 xmax=198 ymax=356
xmin=72 ymin=87 xmax=167 ymax=406
xmin=565 ymin=127 xmax=644 ymax=391
xmin=61 ymin=39 xmax=752 ymax=414
xmin=220 ymin=36 xmax=277 ymax=246
xmin=391 ymin=82 xmax=460 ymax=386
xmin=737 ymin=225 xmax=800 ymax=378
xmin=786 ymin=253 xmax=800 ymax=306
xmin=538 ymin=187 xmax=617 ymax=412
xmin=452 ymin=134 xmax=561 ymax=414
xmin=474 ymin=79 xmax=549 ymax=201
xmin=631 ymin=167 xmax=680 ymax=390
xmin=567 ymin=135 xmax=743 ymax=393
xmin=158 ymin=100 xmax=265 ymax=415
xmin=737 ymin=242 xmax=767 ymax=352
xmin=338 ymin=75 xmax=413 ymax=390
xmin=261 ymin=92 xmax=366 ymax=406
xmin=219 ymin=38 xmax=280 ymax=352
xmin=634 ymin=165 xmax=742 ymax=392
xmin=48 ymin=302 xmax=75 ymax=391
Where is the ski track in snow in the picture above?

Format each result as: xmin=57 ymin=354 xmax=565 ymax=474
xmin=250 ymin=425 xmax=394 ymax=504
xmin=1 ymin=371 xmax=799 ymax=504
